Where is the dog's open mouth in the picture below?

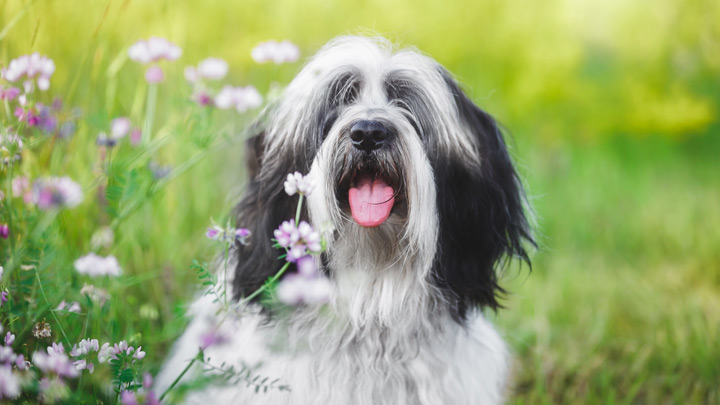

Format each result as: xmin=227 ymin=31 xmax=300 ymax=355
xmin=348 ymin=176 xmax=395 ymax=227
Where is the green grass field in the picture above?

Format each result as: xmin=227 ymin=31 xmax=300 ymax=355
xmin=1 ymin=0 xmax=718 ymax=403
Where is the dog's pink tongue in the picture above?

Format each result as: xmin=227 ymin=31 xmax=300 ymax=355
xmin=348 ymin=177 xmax=395 ymax=227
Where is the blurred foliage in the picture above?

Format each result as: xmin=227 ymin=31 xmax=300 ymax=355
xmin=2 ymin=0 xmax=719 ymax=139
xmin=1 ymin=0 xmax=719 ymax=403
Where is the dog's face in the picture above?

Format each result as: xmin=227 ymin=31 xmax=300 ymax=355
xmin=234 ymin=36 xmax=533 ymax=320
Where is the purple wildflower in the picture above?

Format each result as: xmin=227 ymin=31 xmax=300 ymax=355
xmin=143 ymin=372 xmax=153 ymax=389
xmin=276 ymin=273 xmax=331 ymax=306
xmin=58 ymin=121 xmax=76 ymax=138
xmin=274 ymin=219 xmax=299 ymax=248
xmin=144 ymin=66 xmax=165 ymax=84
xmin=128 ymin=37 xmax=182 ymax=64
xmin=0 ymin=291 xmax=7 ymax=307
xmin=0 ymin=346 xmax=16 ymax=364
xmin=235 ymin=228 xmax=251 ymax=245
xmin=14 ymin=106 xmax=39 ymax=126
xmin=0 ymin=365 xmax=20 ymax=400
xmin=297 ymin=221 xmax=322 ymax=252
xmin=214 ymin=85 xmax=262 ymax=112
xmin=4 ymin=333 xmax=14 ymax=346
xmin=273 ymin=220 xmax=322 ymax=262
xmin=69 ymin=338 xmax=100 ymax=373
xmin=130 ymin=128 xmax=142 ymax=146
xmin=0 ymin=225 xmax=8 ymax=239
xmin=15 ymin=354 xmax=28 ymax=370
xmin=296 ymin=255 xmax=318 ymax=277
xmin=32 ymin=177 xmax=83 ymax=210
xmin=193 ymin=90 xmax=214 ymax=106
xmin=111 ymin=117 xmax=132 ymax=139
xmin=69 ymin=339 xmax=99 ymax=357
xmin=73 ymin=253 xmax=122 ymax=277
xmin=0 ymin=86 xmax=20 ymax=101
xmin=33 ymin=346 xmax=79 ymax=378
xmin=284 ymin=172 xmax=315 ymax=196
xmin=185 ymin=58 xmax=229 ymax=82
xmin=120 ymin=390 xmax=138 ymax=405
xmin=251 ymin=40 xmax=300 ymax=64
xmin=80 ymin=284 xmax=110 ymax=305
xmin=1 ymin=53 xmax=55 ymax=91
xmin=37 ymin=105 xmax=58 ymax=133
xmin=205 ymin=226 xmax=221 ymax=240
xmin=199 ymin=327 xmax=229 ymax=350
xmin=97 ymin=343 xmax=112 ymax=363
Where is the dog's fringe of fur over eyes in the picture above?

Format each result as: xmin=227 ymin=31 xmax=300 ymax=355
xmin=156 ymin=35 xmax=535 ymax=405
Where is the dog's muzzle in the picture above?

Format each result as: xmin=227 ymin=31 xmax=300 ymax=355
xmin=335 ymin=120 xmax=403 ymax=228
xmin=349 ymin=120 xmax=392 ymax=153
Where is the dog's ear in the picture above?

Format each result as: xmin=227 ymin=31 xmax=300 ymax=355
xmin=432 ymin=68 xmax=535 ymax=319
xmin=232 ymin=131 xmax=308 ymax=302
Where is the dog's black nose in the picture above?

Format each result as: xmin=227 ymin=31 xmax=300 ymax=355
xmin=350 ymin=120 xmax=390 ymax=152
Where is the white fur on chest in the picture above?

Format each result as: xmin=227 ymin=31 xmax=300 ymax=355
xmin=156 ymin=291 xmax=509 ymax=405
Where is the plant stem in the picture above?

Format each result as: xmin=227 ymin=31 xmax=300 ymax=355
xmin=160 ymin=351 xmax=204 ymax=401
xmin=240 ymin=262 xmax=290 ymax=305
xmin=142 ymin=83 xmax=158 ymax=145
xmin=223 ymin=238 xmax=230 ymax=305
xmin=295 ymin=194 xmax=303 ymax=223
xmin=35 ymin=269 xmax=72 ymax=347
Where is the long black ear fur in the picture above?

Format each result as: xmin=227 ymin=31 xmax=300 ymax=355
xmin=232 ymin=131 xmax=309 ymax=301
xmin=432 ymin=69 xmax=535 ymax=319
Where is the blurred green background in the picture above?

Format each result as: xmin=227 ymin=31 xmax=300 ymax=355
xmin=2 ymin=0 xmax=719 ymax=402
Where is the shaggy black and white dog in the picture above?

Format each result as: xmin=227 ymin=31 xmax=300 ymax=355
xmin=157 ymin=36 xmax=534 ymax=404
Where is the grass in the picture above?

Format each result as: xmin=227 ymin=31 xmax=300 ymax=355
xmin=1 ymin=0 xmax=719 ymax=403
xmin=500 ymin=135 xmax=720 ymax=403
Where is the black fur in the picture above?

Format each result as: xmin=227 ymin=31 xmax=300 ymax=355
xmin=432 ymin=68 xmax=535 ymax=319
xmin=233 ymin=70 xmax=361 ymax=300
xmin=232 ymin=131 xmax=310 ymax=301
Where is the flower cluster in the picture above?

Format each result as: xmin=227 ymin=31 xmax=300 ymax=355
xmin=128 ymin=37 xmax=182 ymax=64
xmin=273 ymin=219 xmax=322 ymax=262
xmin=119 ymin=373 xmax=159 ymax=405
xmin=128 ymin=37 xmax=182 ymax=84
xmin=31 ymin=177 xmax=83 ymax=210
xmin=0 ymin=85 xmax=20 ymax=101
xmin=1 ymin=53 xmax=56 ymax=91
xmin=70 ymin=339 xmax=99 ymax=373
xmin=0 ymin=329 xmax=25 ymax=400
xmin=206 ymin=224 xmax=251 ymax=245
xmin=284 ymin=171 xmax=315 ymax=196
xmin=74 ymin=253 xmax=122 ymax=277
xmin=12 ymin=176 xmax=32 ymax=204
xmin=276 ymin=271 xmax=331 ymax=306
xmin=33 ymin=344 xmax=79 ymax=379
xmin=1 ymin=131 xmax=23 ymax=155
xmin=251 ymin=40 xmax=300 ymax=64
xmin=56 ymin=300 xmax=81 ymax=313
xmin=184 ymin=58 xmax=229 ymax=82
xmin=214 ymin=85 xmax=263 ymax=113
xmin=97 ymin=117 xmax=141 ymax=147
xmin=101 ymin=340 xmax=146 ymax=363
xmin=80 ymin=284 xmax=110 ymax=305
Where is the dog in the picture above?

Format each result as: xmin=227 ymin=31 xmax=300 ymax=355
xmin=156 ymin=35 xmax=534 ymax=404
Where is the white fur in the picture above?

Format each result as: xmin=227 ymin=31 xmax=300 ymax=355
xmin=156 ymin=36 xmax=512 ymax=404
xmin=156 ymin=290 xmax=509 ymax=404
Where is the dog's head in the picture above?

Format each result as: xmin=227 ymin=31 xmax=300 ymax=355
xmin=234 ymin=36 xmax=534 ymax=319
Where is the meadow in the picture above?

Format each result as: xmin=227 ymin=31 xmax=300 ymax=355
xmin=1 ymin=0 xmax=718 ymax=403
